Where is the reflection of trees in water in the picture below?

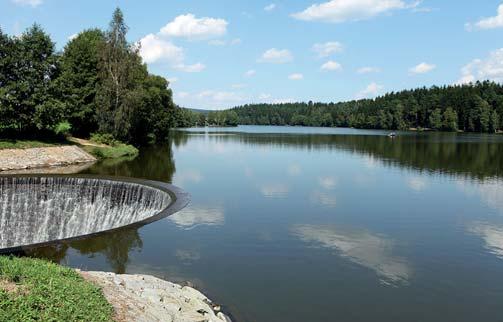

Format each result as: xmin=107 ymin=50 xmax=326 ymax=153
xmin=204 ymin=132 xmax=503 ymax=179
xmin=24 ymin=228 xmax=143 ymax=274
xmin=82 ymin=135 xmax=186 ymax=183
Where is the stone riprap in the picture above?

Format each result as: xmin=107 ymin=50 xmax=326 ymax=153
xmin=80 ymin=271 xmax=232 ymax=322
xmin=0 ymin=145 xmax=96 ymax=172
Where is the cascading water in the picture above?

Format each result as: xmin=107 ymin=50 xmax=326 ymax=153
xmin=0 ymin=176 xmax=188 ymax=252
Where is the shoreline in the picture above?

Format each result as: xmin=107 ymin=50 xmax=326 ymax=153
xmin=79 ymin=270 xmax=232 ymax=322
xmin=0 ymin=145 xmax=96 ymax=172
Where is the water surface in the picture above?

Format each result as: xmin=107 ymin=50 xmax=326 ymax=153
xmin=28 ymin=126 xmax=503 ymax=322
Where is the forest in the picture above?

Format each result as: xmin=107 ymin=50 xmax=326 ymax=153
xmin=0 ymin=8 xmax=195 ymax=146
xmin=220 ymin=82 xmax=503 ymax=133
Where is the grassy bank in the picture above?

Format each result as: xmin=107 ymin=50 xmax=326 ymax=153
xmin=82 ymin=143 xmax=138 ymax=159
xmin=0 ymin=256 xmax=113 ymax=322
xmin=0 ymin=139 xmax=61 ymax=150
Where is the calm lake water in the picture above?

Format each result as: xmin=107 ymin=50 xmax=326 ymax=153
xmin=29 ymin=126 xmax=503 ymax=322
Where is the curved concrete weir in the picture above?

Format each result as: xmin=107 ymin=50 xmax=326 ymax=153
xmin=0 ymin=175 xmax=189 ymax=252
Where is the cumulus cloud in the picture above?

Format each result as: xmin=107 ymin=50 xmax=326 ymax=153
xmin=357 ymin=66 xmax=381 ymax=74
xmin=312 ymin=41 xmax=343 ymax=57
xmin=321 ymin=60 xmax=342 ymax=71
xmin=244 ymin=69 xmax=256 ymax=77
xmin=258 ymin=48 xmax=293 ymax=63
xmin=264 ymin=3 xmax=276 ymax=12
xmin=469 ymin=222 xmax=503 ymax=259
xmin=258 ymin=93 xmax=272 ymax=100
xmin=409 ymin=62 xmax=436 ymax=74
xmin=292 ymin=0 xmax=407 ymax=23
xmin=169 ymin=205 xmax=224 ymax=230
xmin=356 ymin=82 xmax=383 ymax=99
xmin=456 ymin=48 xmax=503 ymax=85
xmin=12 ymin=0 xmax=42 ymax=7
xmin=139 ymin=33 xmax=184 ymax=64
xmin=196 ymin=90 xmax=244 ymax=102
xmin=160 ymin=14 xmax=228 ymax=40
xmin=288 ymin=73 xmax=304 ymax=80
xmin=466 ymin=4 xmax=503 ymax=31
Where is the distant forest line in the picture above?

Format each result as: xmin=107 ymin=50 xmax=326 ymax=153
xmin=205 ymin=82 xmax=503 ymax=133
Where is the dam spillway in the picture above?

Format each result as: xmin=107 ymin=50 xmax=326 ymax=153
xmin=0 ymin=175 xmax=189 ymax=252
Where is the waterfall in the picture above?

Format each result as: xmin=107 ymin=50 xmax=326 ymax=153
xmin=0 ymin=176 xmax=171 ymax=251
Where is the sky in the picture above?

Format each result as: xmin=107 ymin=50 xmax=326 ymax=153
xmin=1 ymin=0 xmax=503 ymax=110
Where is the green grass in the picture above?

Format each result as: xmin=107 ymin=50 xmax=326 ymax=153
xmin=0 ymin=139 xmax=61 ymax=150
xmin=0 ymin=256 xmax=113 ymax=322
xmin=83 ymin=143 xmax=139 ymax=159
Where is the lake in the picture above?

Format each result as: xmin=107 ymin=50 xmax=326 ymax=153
xmin=28 ymin=126 xmax=503 ymax=322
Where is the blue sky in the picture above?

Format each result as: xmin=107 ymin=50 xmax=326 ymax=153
xmin=1 ymin=0 xmax=503 ymax=110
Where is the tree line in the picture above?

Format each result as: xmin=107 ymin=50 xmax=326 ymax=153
xmin=0 ymin=8 xmax=193 ymax=145
xmin=225 ymin=82 xmax=503 ymax=133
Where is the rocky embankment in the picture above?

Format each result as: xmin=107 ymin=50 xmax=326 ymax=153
xmin=0 ymin=145 xmax=96 ymax=172
xmin=79 ymin=271 xmax=232 ymax=322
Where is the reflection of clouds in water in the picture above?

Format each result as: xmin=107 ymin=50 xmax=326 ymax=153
xmin=469 ymin=222 xmax=503 ymax=258
xmin=287 ymin=164 xmax=302 ymax=176
xmin=291 ymin=225 xmax=411 ymax=285
xmin=407 ymin=176 xmax=428 ymax=192
xmin=174 ymin=169 xmax=203 ymax=186
xmin=260 ymin=183 xmax=289 ymax=198
xmin=169 ymin=205 xmax=224 ymax=230
xmin=363 ymin=155 xmax=379 ymax=169
xmin=457 ymin=179 xmax=503 ymax=213
xmin=318 ymin=176 xmax=337 ymax=189
xmin=175 ymin=249 xmax=201 ymax=262
xmin=310 ymin=191 xmax=337 ymax=207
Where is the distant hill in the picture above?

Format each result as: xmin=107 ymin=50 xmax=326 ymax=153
xmin=184 ymin=108 xmax=211 ymax=115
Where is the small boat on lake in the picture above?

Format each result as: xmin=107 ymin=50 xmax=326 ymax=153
xmin=388 ymin=132 xmax=397 ymax=138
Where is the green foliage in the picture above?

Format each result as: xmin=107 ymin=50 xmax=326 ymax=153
xmin=53 ymin=121 xmax=72 ymax=136
xmin=0 ymin=256 xmax=113 ymax=322
xmin=90 ymin=132 xmax=119 ymax=146
xmin=207 ymin=110 xmax=239 ymax=126
xmin=0 ymin=9 xmax=190 ymax=145
xmin=0 ymin=139 xmax=59 ymax=149
xmin=85 ymin=143 xmax=139 ymax=159
xmin=230 ymin=81 xmax=503 ymax=133
xmin=58 ymin=29 xmax=104 ymax=136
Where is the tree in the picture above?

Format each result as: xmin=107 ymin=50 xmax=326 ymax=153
xmin=59 ymin=29 xmax=104 ymax=136
xmin=490 ymin=110 xmax=500 ymax=133
xmin=0 ymin=24 xmax=65 ymax=134
xmin=428 ymin=109 xmax=442 ymax=130
xmin=95 ymin=8 xmax=144 ymax=141
xmin=442 ymin=107 xmax=458 ymax=131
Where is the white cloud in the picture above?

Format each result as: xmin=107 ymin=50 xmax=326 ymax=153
xmin=167 ymin=77 xmax=178 ymax=84
xmin=357 ymin=66 xmax=381 ymax=74
xmin=321 ymin=60 xmax=342 ymax=71
xmin=288 ymin=73 xmax=304 ymax=80
xmin=177 ymin=91 xmax=190 ymax=98
xmin=466 ymin=4 xmax=503 ymax=31
xmin=160 ymin=14 xmax=228 ymax=40
xmin=312 ymin=41 xmax=343 ymax=57
xmin=264 ymin=3 xmax=276 ymax=12
xmin=409 ymin=62 xmax=436 ymax=74
xmin=139 ymin=34 xmax=184 ymax=64
xmin=356 ymin=82 xmax=383 ymax=99
xmin=175 ymin=62 xmax=206 ymax=73
xmin=12 ymin=0 xmax=42 ymax=7
xmin=68 ymin=33 xmax=78 ymax=41
xmin=292 ymin=0 xmax=407 ymax=23
xmin=272 ymin=98 xmax=296 ymax=104
xmin=456 ymin=48 xmax=503 ymax=85
xmin=231 ymin=83 xmax=246 ymax=89
xmin=245 ymin=69 xmax=256 ymax=77
xmin=258 ymin=48 xmax=293 ymax=64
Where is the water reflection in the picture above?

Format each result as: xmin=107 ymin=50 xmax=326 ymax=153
xmin=457 ymin=179 xmax=503 ymax=213
xmin=169 ymin=205 xmax=225 ymax=230
xmin=25 ymin=228 xmax=143 ymax=273
xmin=259 ymin=183 xmax=289 ymax=198
xmin=309 ymin=191 xmax=337 ymax=207
xmin=469 ymin=222 xmax=503 ymax=259
xmin=291 ymin=224 xmax=411 ymax=285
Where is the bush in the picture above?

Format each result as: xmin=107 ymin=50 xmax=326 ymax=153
xmin=90 ymin=133 xmax=119 ymax=146
xmin=53 ymin=121 xmax=72 ymax=137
